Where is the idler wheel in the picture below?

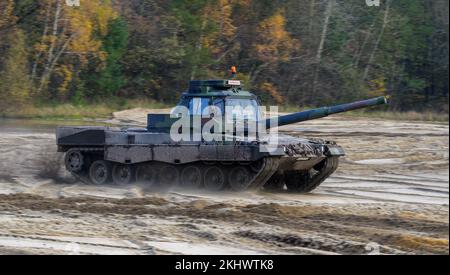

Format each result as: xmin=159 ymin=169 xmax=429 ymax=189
xmin=89 ymin=160 xmax=112 ymax=185
xmin=229 ymin=167 xmax=252 ymax=191
xmin=204 ymin=166 xmax=226 ymax=191
xmin=112 ymin=164 xmax=134 ymax=185
xmin=65 ymin=151 xmax=84 ymax=172
xmin=180 ymin=166 xmax=202 ymax=189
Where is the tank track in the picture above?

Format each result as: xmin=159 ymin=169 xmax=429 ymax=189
xmin=284 ymin=156 xmax=339 ymax=193
xmin=66 ymin=147 xmax=339 ymax=193
xmin=65 ymin=148 xmax=280 ymax=192
xmin=66 ymin=147 xmax=336 ymax=193
xmin=248 ymin=157 xmax=280 ymax=189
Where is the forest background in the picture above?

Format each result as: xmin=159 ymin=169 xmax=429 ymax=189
xmin=0 ymin=0 xmax=448 ymax=120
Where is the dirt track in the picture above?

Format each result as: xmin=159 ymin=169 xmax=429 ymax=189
xmin=0 ymin=113 xmax=448 ymax=255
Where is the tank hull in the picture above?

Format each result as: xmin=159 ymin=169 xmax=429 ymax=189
xmin=57 ymin=127 xmax=345 ymax=192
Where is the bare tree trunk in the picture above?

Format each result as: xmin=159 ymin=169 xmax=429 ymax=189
xmin=363 ymin=0 xmax=392 ymax=81
xmin=48 ymin=34 xmax=75 ymax=77
xmin=353 ymin=17 xmax=377 ymax=69
xmin=47 ymin=0 xmax=62 ymax=69
xmin=30 ymin=1 xmax=52 ymax=94
xmin=311 ymin=0 xmax=335 ymax=98
xmin=37 ymin=0 xmax=62 ymax=95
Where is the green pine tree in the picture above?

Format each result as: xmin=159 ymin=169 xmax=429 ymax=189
xmin=96 ymin=17 xmax=129 ymax=96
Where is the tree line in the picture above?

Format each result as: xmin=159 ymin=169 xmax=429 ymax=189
xmin=0 ymin=0 xmax=448 ymax=113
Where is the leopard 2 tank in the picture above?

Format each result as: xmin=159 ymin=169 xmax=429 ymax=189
xmin=57 ymin=79 xmax=388 ymax=192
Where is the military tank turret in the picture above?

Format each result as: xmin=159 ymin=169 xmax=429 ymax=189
xmin=57 ymin=79 xmax=388 ymax=193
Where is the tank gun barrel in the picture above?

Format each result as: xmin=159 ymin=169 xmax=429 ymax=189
xmin=266 ymin=96 xmax=388 ymax=129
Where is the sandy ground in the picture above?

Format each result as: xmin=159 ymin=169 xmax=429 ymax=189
xmin=0 ymin=111 xmax=448 ymax=255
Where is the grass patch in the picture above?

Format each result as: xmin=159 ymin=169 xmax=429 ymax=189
xmin=345 ymin=110 xmax=449 ymax=123
xmin=0 ymin=99 xmax=171 ymax=120
xmin=279 ymin=105 xmax=448 ymax=123
xmin=1 ymin=100 xmax=448 ymax=123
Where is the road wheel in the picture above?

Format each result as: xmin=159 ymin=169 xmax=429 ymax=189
xmin=264 ymin=173 xmax=285 ymax=191
xmin=204 ymin=166 xmax=226 ymax=191
xmin=285 ymin=171 xmax=310 ymax=191
xmin=136 ymin=164 xmax=158 ymax=186
xmin=229 ymin=167 xmax=252 ymax=191
xmin=159 ymin=165 xmax=180 ymax=188
xmin=180 ymin=166 xmax=202 ymax=189
xmin=65 ymin=150 xmax=84 ymax=172
xmin=112 ymin=164 xmax=134 ymax=185
xmin=89 ymin=160 xmax=112 ymax=185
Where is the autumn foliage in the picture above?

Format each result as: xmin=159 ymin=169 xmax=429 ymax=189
xmin=0 ymin=0 xmax=448 ymax=113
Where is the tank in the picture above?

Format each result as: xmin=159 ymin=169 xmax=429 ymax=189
xmin=56 ymin=79 xmax=388 ymax=192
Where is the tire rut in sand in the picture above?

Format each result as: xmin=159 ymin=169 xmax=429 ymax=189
xmin=1 ymin=193 xmax=447 ymax=254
